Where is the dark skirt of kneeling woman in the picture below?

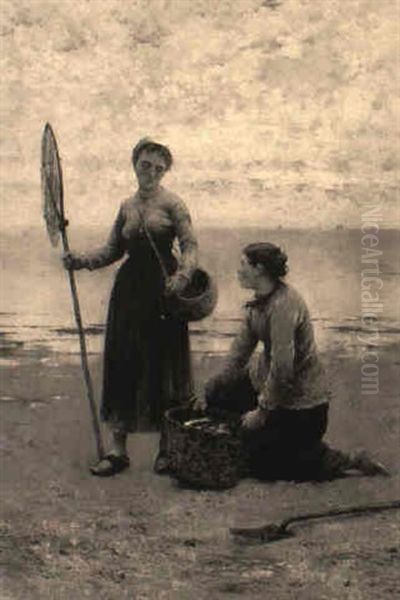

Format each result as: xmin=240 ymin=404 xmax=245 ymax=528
xmin=206 ymin=373 xmax=336 ymax=481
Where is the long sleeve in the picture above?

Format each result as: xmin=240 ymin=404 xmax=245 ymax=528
xmin=218 ymin=311 xmax=258 ymax=384
xmin=170 ymin=198 xmax=198 ymax=279
xmin=81 ymin=207 xmax=126 ymax=270
xmin=258 ymin=296 xmax=298 ymax=409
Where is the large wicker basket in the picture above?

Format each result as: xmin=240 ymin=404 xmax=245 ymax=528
xmin=165 ymin=406 xmax=244 ymax=490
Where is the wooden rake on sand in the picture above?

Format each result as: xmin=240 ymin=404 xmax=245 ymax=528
xmin=230 ymin=499 xmax=400 ymax=544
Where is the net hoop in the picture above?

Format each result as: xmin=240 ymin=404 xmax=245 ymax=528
xmin=41 ymin=123 xmax=65 ymax=246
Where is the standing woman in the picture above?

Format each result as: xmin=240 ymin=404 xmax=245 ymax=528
xmin=64 ymin=138 xmax=198 ymax=476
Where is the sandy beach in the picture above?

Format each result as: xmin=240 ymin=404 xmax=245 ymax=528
xmin=1 ymin=342 xmax=399 ymax=600
xmin=1 ymin=0 xmax=399 ymax=597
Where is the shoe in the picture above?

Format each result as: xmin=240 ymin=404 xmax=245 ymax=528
xmin=153 ymin=452 xmax=171 ymax=475
xmin=90 ymin=453 xmax=130 ymax=477
xmin=352 ymin=451 xmax=390 ymax=477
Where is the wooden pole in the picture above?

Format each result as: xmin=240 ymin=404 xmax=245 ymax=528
xmin=61 ymin=224 xmax=105 ymax=461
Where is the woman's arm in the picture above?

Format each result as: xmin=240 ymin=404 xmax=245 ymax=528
xmin=241 ymin=296 xmax=298 ymax=430
xmin=169 ymin=198 xmax=198 ymax=288
xmin=206 ymin=312 xmax=258 ymax=395
xmin=65 ymin=207 xmax=126 ymax=271
xmin=258 ymin=294 xmax=298 ymax=410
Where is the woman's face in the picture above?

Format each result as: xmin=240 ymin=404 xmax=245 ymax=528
xmin=237 ymin=254 xmax=261 ymax=289
xmin=134 ymin=149 xmax=167 ymax=192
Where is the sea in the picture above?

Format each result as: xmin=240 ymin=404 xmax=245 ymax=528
xmin=0 ymin=227 xmax=399 ymax=364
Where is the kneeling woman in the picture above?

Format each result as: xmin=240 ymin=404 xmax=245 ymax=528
xmin=205 ymin=243 xmax=388 ymax=480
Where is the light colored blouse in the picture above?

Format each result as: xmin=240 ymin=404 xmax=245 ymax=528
xmin=80 ymin=187 xmax=198 ymax=277
xmin=218 ymin=283 xmax=329 ymax=411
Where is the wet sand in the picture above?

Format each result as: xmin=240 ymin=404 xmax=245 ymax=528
xmin=1 ymin=345 xmax=399 ymax=599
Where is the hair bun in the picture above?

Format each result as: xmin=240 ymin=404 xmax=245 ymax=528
xmin=243 ymin=242 xmax=288 ymax=281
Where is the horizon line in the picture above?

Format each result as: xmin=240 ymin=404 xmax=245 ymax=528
xmin=1 ymin=224 xmax=399 ymax=234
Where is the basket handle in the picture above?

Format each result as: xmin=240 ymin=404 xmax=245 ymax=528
xmin=138 ymin=208 xmax=169 ymax=282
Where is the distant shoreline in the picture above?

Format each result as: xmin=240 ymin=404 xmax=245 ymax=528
xmin=2 ymin=225 xmax=400 ymax=234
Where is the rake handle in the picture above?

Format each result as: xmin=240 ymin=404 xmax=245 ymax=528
xmin=280 ymin=499 xmax=400 ymax=531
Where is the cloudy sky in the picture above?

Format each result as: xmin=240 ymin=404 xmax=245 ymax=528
xmin=0 ymin=0 xmax=398 ymax=231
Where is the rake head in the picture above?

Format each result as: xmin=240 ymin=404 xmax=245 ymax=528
xmin=230 ymin=523 xmax=294 ymax=544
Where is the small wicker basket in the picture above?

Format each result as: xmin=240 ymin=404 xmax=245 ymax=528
xmin=165 ymin=406 xmax=244 ymax=490
xmin=165 ymin=268 xmax=218 ymax=322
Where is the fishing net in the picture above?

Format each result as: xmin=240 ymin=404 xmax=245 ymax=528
xmin=39 ymin=123 xmax=105 ymax=460
xmin=41 ymin=123 xmax=64 ymax=246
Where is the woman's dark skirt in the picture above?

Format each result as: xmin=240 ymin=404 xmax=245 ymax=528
xmin=206 ymin=373 xmax=335 ymax=481
xmin=100 ymin=256 xmax=193 ymax=433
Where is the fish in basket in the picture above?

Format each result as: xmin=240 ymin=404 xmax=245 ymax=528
xmin=165 ymin=406 xmax=245 ymax=490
